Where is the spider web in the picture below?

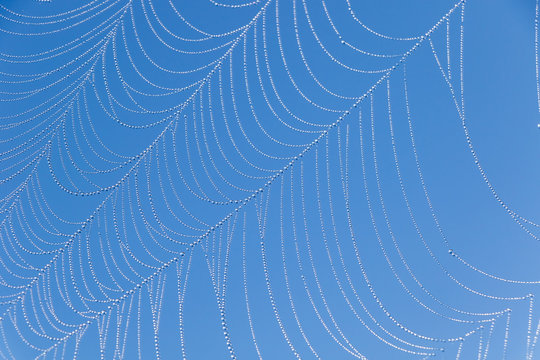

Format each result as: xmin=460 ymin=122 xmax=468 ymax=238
xmin=0 ymin=0 xmax=538 ymax=359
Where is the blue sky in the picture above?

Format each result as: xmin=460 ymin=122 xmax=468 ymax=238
xmin=0 ymin=0 xmax=538 ymax=359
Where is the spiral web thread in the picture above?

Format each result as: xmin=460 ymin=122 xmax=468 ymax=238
xmin=0 ymin=0 xmax=537 ymax=359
